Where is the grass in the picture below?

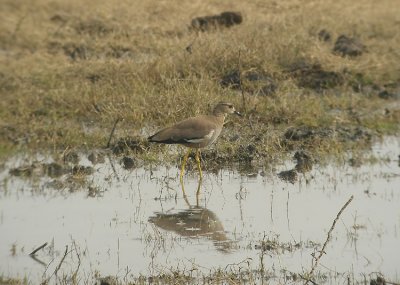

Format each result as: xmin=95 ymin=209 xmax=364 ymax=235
xmin=0 ymin=0 xmax=399 ymax=164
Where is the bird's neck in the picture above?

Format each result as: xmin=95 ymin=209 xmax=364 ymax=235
xmin=212 ymin=110 xmax=226 ymax=118
xmin=213 ymin=113 xmax=226 ymax=124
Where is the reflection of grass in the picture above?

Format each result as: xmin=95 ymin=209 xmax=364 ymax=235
xmin=0 ymin=277 xmax=27 ymax=285
xmin=1 ymin=0 xmax=399 ymax=162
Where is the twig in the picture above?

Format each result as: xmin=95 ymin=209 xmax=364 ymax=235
xmin=12 ymin=12 xmax=28 ymax=40
xmin=238 ymin=50 xmax=246 ymax=112
xmin=72 ymin=241 xmax=81 ymax=280
xmin=299 ymin=274 xmax=319 ymax=285
xmin=107 ymin=153 xmax=120 ymax=181
xmin=54 ymin=245 xmax=69 ymax=277
xmin=106 ymin=118 xmax=120 ymax=148
xmin=30 ymin=255 xmax=47 ymax=267
xmin=185 ymin=34 xmax=198 ymax=54
xmin=307 ymin=195 xmax=354 ymax=281
xmin=29 ymin=242 xmax=48 ymax=256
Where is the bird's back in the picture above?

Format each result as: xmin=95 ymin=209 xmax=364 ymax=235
xmin=148 ymin=115 xmax=224 ymax=148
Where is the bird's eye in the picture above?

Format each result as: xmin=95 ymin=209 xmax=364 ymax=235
xmin=228 ymin=105 xmax=233 ymax=109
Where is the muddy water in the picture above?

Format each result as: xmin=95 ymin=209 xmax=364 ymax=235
xmin=0 ymin=137 xmax=399 ymax=283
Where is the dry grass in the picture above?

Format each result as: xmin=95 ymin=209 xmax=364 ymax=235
xmin=1 ymin=0 xmax=399 ymax=160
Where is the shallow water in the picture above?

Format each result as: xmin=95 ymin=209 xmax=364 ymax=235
xmin=0 ymin=137 xmax=399 ymax=284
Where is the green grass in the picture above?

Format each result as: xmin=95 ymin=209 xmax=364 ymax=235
xmin=0 ymin=0 xmax=399 ymax=163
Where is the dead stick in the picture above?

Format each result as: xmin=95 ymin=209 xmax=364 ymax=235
xmin=54 ymin=245 xmax=69 ymax=277
xmin=308 ymin=195 xmax=354 ymax=280
xmin=29 ymin=242 xmax=48 ymax=256
xmin=238 ymin=50 xmax=246 ymax=112
xmin=106 ymin=118 xmax=120 ymax=148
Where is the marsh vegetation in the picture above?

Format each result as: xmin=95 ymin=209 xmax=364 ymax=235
xmin=1 ymin=0 xmax=400 ymax=284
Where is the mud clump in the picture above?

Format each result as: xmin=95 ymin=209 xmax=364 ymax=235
xmin=191 ymin=11 xmax=242 ymax=31
xmin=9 ymin=165 xmax=35 ymax=177
xmin=288 ymin=61 xmax=343 ymax=91
xmin=370 ymin=276 xmax=386 ymax=285
xmin=121 ymin=156 xmax=136 ymax=169
xmin=220 ymin=69 xmax=277 ymax=96
xmin=86 ymin=74 xmax=101 ymax=83
xmin=318 ymin=29 xmax=331 ymax=42
xmin=278 ymin=150 xmax=314 ymax=183
xmin=98 ymin=276 xmax=118 ymax=285
xmin=61 ymin=42 xmax=92 ymax=60
xmin=43 ymin=162 xmax=65 ymax=178
xmin=72 ymin=165 xmax=94 ymax=176
xmin=336 ymin=126 xmax=372 ymax=142
xmin=294 ymin=150 xmax=314 ymax=173
xmin=333 ymin=35 xmax=366 ymax=57
xmin=10 ymin=162 xmax=66 ymax=178
xmin=74 ymin=18 xmax=114 ymax=36
xmin=284 ymin=125 xmax=372 ymax=144
xmin=284 ymin=126 xmax=332 ymax=142
xmin=106 ymin=45 xmax=134 ymax=59
xmin=220 ymin=70 xmax=241 ymax=89
xmin=63 ymin=151 xmax=79 ymax=164
xmin=112 ymin=137 xmax=148 ymax=155
xmin=278 ymin=169 xmax=298 ymax=184
xmin=235 ymin=144 xmax=258 ymax=162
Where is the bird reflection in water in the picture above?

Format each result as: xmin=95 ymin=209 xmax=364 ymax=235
xmin=148 ymin=182 xmax=232 ymax=253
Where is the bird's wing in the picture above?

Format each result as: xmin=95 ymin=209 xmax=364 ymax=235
xmin=149 ymin=116 xmax=216 ymax=144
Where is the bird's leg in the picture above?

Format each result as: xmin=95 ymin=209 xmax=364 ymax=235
xmin=181 ymin=182 xmax=191 ymax=207
xmin=195 ymin=179 xmax=202 ymax=206
xmin=180 ymin=148 xmax=191 ymax=183
xmin=195 ymin=149 xmax=203 ymax=181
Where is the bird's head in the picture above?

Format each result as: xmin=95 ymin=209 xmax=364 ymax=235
xmin=213 ymin=102 xmax=242 ymax=117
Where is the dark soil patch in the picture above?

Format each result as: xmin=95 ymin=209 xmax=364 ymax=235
xmin=234 ymin=144 xmax=258 ymax=162
xmin=43 ymin=162 xmax=66 ymax=178
xmin=74 ymin=18 xmax=114 ymax=36
xmin=369 ymin=276 xmax=386 ymax=285
xmin=86 ymin=74 xmax=102 ymax=83
xmin=318 ymin=29 xmax=331 ymax=42
xmin=220 ymin=70 xmax=241 ymax=89
xmin=220 ymin=69 xmax=277 ymax=96
xmin=278 ymin=150 xmax=314 ymax=183
xmin=112 ymin=137 xmax=149 ymax=155
xmin=63 ymin=151 xmax=79 ymax=164
xmin=278 ymin=169 xmax=298 ymax=184
xmin=50 ymin=14 xmax=69 ymax=24
xmin=333 ymin=35 xmax=366 ymax=57
xmin=294 ymin=150 xmax=314 ymax=173
xmin=106 ymin=45 xmax=134 ymax=59
xmin=191 ymin=11 xmax=242 ymax=32
xmin=72 ymin=165 xmax=94 ymax=175
xmin=288 ymin=60 xmax=343 ymax=91
xmin=62 ymin=42 xmax=92 ymax=60
xmin=10 ymin=162 xmax=67 ymax=178
xmin=336 ymin=126 xmax=373 ymax=142
xmin=283 ymin=126 xmax=373 ymax=147
xmin=351 ymin=73 xmax=400 ymax=99
xmin=121 ymin=156 xmax=136 ymax=169
xmin=284 ymin=126 xmax=333 ymax=141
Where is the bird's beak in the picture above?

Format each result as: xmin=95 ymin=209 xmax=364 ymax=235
xmin=234 ymin=110 xmax=243 ymax=117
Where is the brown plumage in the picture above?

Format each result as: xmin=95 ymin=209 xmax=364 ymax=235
xmin=148 ymin=102 xmax=241 ymax=182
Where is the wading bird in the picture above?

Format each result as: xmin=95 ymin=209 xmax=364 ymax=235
xmin=148 ymin=102 xmax=241 ymax=182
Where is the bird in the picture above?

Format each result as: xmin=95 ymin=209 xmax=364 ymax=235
xmin=148 ymin=102 xmax=241 ymax=182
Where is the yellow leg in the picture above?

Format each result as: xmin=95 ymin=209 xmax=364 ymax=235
xmin=195 ymin=179 xmax=202 ymax=206
xmin=181 ymin=182 xmax=191 ymax=207
xmin=195 ymin=149 xmax=203 ymax=181
xmin=180 ymin=148 xmax=191 ymax=183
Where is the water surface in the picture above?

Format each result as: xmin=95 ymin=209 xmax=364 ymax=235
xmin=0 ymin=137 xmax=399 ymax=283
